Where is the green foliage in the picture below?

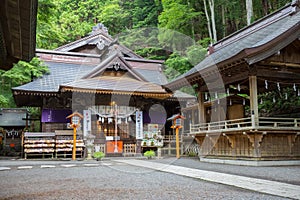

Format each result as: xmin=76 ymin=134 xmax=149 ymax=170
xmin=36 ymin=0 xmax=291 ymax=50
xmin=135 ymin=47 xmax=167 ymax=60
xmin=188 ymin=151 xmax=197 ymax=157
xmin=0 ymin=57 xmax=49 ymax=108
xmin=1 ymin=57 xmax=49 ymax=86
xmin=0 ymin=95 xmax=9 ymax=107
xmin=186 ymin=45 xmax=207 ymax=66
xmin=97 ymin=1 xmax=131 ymax=35
xmin=158 ymin=0 xmax=201 ymax=37
xmin=93 ymin=151 xmax=105 ymax=160
xmin=132 ymin=0 xmax=163 ymax=28
xmin=144 ymin=150 xmax=155 ymax=159
xmin=258 ymin=88 xmax=300 ymax=117
xmin=164 ymin=53 xmax=192 ymax=81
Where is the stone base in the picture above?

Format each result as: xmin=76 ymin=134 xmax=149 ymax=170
xmin=199 ymin=157 xmax=300 ymax=166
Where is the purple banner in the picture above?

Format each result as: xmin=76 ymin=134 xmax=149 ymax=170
xmin=41 ymin=109 xmax=72 ymax=123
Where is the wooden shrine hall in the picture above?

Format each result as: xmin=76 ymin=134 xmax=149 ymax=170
xmin=165 ymin=1 xmax=300 ymax=163
xmin=12 ymin=24 xmax=194 ymax=157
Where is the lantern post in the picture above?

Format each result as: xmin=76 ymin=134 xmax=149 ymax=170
xmin=168 ymin=114 xmax=185 ymax=159
xmin=66 ymin=111 xmax=83 ymax=160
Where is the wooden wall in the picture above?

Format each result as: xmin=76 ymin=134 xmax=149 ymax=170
xmin=195 ymin=132 xmax=300 ymax=160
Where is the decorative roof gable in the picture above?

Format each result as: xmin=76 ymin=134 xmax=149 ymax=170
xmin=81 ymin=50 xmax=146 ymax=82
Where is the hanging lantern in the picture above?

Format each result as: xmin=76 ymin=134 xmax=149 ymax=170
xmin=117 ymin=118 xmax=122 ymax=124
xmin=205 ymin=92 xmax=208 ymax=100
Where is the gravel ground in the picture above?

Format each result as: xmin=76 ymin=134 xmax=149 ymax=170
xmin=0 ymin=161 xmax=289 ymax=200
xmin=149 ymin=157 xmax=300 ymax=185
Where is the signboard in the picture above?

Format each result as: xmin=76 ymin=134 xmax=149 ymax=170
xmin=83 ymin=110 xmax=91 ymax=137
xmin=136 ymin=111 xmax=143 ymax=139
xmin=0 ymin=109 xmax=27 ymax=126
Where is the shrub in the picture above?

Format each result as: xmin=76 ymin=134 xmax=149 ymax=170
xmin=144 ymin=150 xmax=155 ymax=159
xmin=93 ymin=151 xmax=105 ymax=160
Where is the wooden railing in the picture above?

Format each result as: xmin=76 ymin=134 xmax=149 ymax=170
xmin=190 ymin=117 xmax=300 ymax=134
xmin=123 ymin=144 xmax=136 ymax=156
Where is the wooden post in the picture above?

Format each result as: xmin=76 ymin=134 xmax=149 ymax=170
xmin=168 ymin=114 xmax=185 ymax=159
xmin=72 ymin=126 xmax=77 ymax=160
xmin=198 ymin=91 xmax=206 ymax=124
xmin=249 ymin=76 xmax=259 ymax=127
xmin=176 ymin=127 xmax=180 ymax=158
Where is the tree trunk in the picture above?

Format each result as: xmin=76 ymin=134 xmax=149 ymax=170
xmin=262 ymin=0 xmax=269 ymax=15
xmin=203 ymin=0 xmax=213 ymax=41
xmin=222 ymin=5 xmax=226 ymax=37
xmin=246 ymin=0 xmax=253 ymax=25
xmin=208 ymin=0 xmax=217 ymax=42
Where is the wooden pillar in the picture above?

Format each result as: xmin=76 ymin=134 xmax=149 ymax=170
xmin=198 ymin=91 xmax=206 ymax=124
xmin=249 ymin=76 xmax=259 ymax=127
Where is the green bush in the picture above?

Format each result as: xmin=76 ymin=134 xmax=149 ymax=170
xmin=93 ymin=151 xmax=105 ymax=160
xmin=144 ymin=150 xmax=155 ymax=159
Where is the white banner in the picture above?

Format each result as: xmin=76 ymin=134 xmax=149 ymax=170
xmin=83 ymin=110 xmax=91 ymax=137
xmin=136 ymin=111 xmax=143 ymax=139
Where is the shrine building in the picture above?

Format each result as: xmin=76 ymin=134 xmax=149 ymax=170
xmin=12 ymin=25 xmax=194 ymax=158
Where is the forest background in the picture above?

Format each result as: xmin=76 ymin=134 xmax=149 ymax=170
xmin=0 ymin=0 xmax=293 ymax=118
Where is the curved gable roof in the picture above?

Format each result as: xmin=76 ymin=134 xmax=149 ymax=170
xmin=166 ymin=1 xmax=300 ymax=89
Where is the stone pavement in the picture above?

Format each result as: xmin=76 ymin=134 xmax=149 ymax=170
xmin=115 ymin=159 xmax=300 ymax=200
xmin=1 ymin=157 xmax=300 ymax=199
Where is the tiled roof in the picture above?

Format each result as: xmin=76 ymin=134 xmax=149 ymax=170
xmin=13 ymin=61 xmax=96 ymax=93
xmin=166 ymin=2 xmax=300 ymax=88
xmin=135 ymin=68 xmax=168 ymax=85
xmin=12 ymin=57 xmax=169 ymax=95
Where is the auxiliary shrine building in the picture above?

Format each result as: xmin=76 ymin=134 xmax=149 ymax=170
xmin=13 ymin=25 xmax=194 ymax=157
xmin=167 ymin=1 xmax=300 ymax=163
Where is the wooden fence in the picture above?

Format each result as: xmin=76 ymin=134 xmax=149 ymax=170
xmin=190 ymin=117 xmax=300 ymax=134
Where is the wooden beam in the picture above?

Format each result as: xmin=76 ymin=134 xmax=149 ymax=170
xmin=223 ymin=70 xmax=249 ymax=85
xmin=257 ymin=68 xmax=300 ymax=80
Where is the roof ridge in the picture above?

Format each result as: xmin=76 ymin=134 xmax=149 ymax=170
xmin=55 ymin=31 xmax=113 ymax=51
